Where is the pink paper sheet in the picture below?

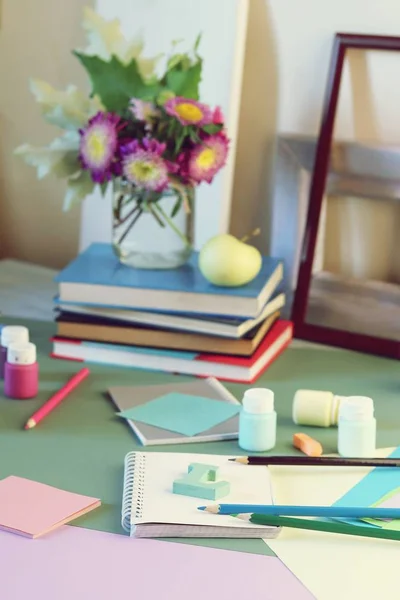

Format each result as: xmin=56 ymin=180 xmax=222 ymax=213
xmin=0 ymin=476 xmax=100 ymax=537
xmin=0 ymin=526 xmax=314 ymax=600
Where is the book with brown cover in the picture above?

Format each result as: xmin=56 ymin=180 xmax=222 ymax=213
xmin=55 ymin=311 xmax=279 ymax=357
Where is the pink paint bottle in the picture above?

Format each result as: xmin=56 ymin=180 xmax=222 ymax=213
xmin=4 ymin=342 xmax=39 ymax=400
xmin=0 ymin=326 xmax=29 ymax=380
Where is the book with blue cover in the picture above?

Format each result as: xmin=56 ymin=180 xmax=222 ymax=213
xmin=55 ymin=243 xmax=283 ymax=318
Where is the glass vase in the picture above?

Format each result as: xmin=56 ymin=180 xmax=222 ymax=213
xmin=112 ymin=181 xmax=194 ymax=269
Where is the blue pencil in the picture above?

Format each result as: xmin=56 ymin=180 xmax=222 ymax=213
xmin=198 ymin=503 xmax=400 ymax=519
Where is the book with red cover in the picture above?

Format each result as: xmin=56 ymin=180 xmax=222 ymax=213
xmin=51 ymin=320 xmax=293 ymax=383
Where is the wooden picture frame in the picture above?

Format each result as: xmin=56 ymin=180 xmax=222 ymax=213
xmin=291 ymin=33 xmax=400 ymax=359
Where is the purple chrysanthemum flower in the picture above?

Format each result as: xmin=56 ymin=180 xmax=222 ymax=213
xmin=121 ymin=138 xmax=169 ymax=192
xmin=79 ymin=112 xmax=120 ymax=183
xmin=164 ymin=97 xmax=213 ymax=126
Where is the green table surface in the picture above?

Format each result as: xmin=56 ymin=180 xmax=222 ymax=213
xmin=1 ymin=317 xmax=399 ymax=557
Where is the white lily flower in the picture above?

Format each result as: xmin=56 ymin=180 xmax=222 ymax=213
xmin=29 ymin=80 xmax=103 ymax=130
xmin=81 ymin=7 xmax=161 ymax=81
xmin=63 ymin=170 xmax=96 ymax=211
xmin=15 ymin=132 xmax=81 ymax=180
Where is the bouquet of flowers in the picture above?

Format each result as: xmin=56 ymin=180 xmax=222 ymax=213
xmin=16 ymin=8 xmax=230 ymax=265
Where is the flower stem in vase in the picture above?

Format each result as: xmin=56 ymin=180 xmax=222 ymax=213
xmin=114 ymin=202 xmax=141 ymax=227
xmin=148 ymin=202 xmax=166 ymax=228
xmin=113 ymin=193 xmax=124 ymax=222
xmin=153 ymin=202 xmax=192 ymax=249
xmin=117 ymin=207 xmax=143 ymax=245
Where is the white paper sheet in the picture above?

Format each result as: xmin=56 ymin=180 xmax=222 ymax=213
xmin=266 ymin=448 xmax=398 ymax=600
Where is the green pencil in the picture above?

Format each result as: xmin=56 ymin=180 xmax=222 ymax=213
xmin=237 ymin=513 xmax=400 ymax=541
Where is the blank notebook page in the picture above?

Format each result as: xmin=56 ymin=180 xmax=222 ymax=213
xmin=0 ymin=476 xmax=100 ymax=538
xmin=132 ymin=452 xmax=273 ymax=529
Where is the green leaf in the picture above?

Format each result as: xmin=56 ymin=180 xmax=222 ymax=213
xmin=170 ymin=195 xmax=182 ymax=218
xmin=165 ymin=59 xmax=202 ymax=99
xmin=189 ymin=129 xmax=201 ymax=143
xmin=157 ymin=89 xmax=176 ymax=106
xmin=74 ymin=52 xmax=162 ymax=112
xmin=167 ymin=53 xmax=186 ymax=71
xmin=194 ymin=33 xmax=202 ymax=55
xmin=99 ymin=181 xmax=109 ymax=197
xmin=167 ymin=119 xmax=176 ymax=138
xmin=174 ymin=127 xmax=187 ymax=154
xmin=202 ymin=123 xmax=222 ymax=135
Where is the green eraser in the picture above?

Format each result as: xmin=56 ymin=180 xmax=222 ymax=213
xmin=172 ymin=463 xmax=230 ymax=500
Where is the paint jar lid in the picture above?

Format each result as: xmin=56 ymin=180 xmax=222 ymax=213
xmin=7 ymin=342 xmax=36 ymax=365
xmin=243 ymin=388 xmax=274 ymax=414
xmin=1 ymin=326 xmax=29 ymax=348
xmin=339 ymin=396 xmax=374 ymax=421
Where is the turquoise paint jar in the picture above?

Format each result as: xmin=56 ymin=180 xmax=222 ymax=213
xmin=238 ymin=388 xmax=277 ymax=452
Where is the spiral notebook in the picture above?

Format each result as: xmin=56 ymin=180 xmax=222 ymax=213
xmin=121 ymin=452 xmax=280 ymax=539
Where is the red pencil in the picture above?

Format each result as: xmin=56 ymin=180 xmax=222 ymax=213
xmin=24 ymin=367 xmax=90 ymax=429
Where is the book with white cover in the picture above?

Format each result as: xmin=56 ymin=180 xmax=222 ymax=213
xmin=121 ymin=451 xmax=280 ymax=539
xmin=54 ymin=292 xmax=285 ymax=339
xmin=51 ymin=320 xmax=293 ymax=384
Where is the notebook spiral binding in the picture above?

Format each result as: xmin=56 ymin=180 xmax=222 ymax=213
xmin=121 ymin=452 xmax=147 ymax=534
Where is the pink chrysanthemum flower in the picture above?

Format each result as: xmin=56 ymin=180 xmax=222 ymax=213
xmin=121 ymin=138 xmax=169 ymax=192
xmin=130 ymin=99 xmax=160 ymax=122
xmin=175 ymin=152 xmax=193 ymax=184
xmin=212 ymin=106 xmax=224 ymax=125
xmin=187 ymin=131 xmax=229 ymax=183
xmin=79 ymin=112 xmax=120 ymax=183
xmin=165 ymin=97 xmax=213 ymax=126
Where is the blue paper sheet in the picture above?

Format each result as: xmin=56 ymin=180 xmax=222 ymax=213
xmin=117 ymin=392 xmax=240 ymax=437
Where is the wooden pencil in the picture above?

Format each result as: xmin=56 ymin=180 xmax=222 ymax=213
xmin=237 ymin=513 xmax=400 ymax=541
xmin=199 ymin=503 xmax=400 ymax=519
xmin=229 ymin=456 xmax=400 ymax=468
xmin=24 ymin=368 xmax=90 ymax=429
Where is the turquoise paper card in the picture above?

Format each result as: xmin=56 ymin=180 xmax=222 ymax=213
xmin=117 ymin=393 xmax=240 ymax=437
xmin=333 ymin=446 xmax=400 ymax=529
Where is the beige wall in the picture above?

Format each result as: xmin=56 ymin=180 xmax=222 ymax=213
xmin=229 ymin=0 xmax=277 ymax=254
xmin=2 ymin=0 xmax=400 ymax=277
xmin=0 ymin=0 xmax=265 ymax=269
xmin=320 ymin=50 xmax=400 ymax=284
xmin=323 ymin=196 xmax=400 ymax=284
xmin=0 ymin=0 xmax=93 ymax=268
xmin=267 ymin=0 xmax=400 ymax=287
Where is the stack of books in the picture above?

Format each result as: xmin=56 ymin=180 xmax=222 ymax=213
xmin=51 ymin=243 xmax=292 ymax=383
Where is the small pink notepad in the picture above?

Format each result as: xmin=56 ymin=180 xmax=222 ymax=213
xmin=0 ymin=476 xmax=100 ymax=538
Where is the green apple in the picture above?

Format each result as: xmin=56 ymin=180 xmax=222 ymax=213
xmin=199 ymin=234 xmax=262 ymax=287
